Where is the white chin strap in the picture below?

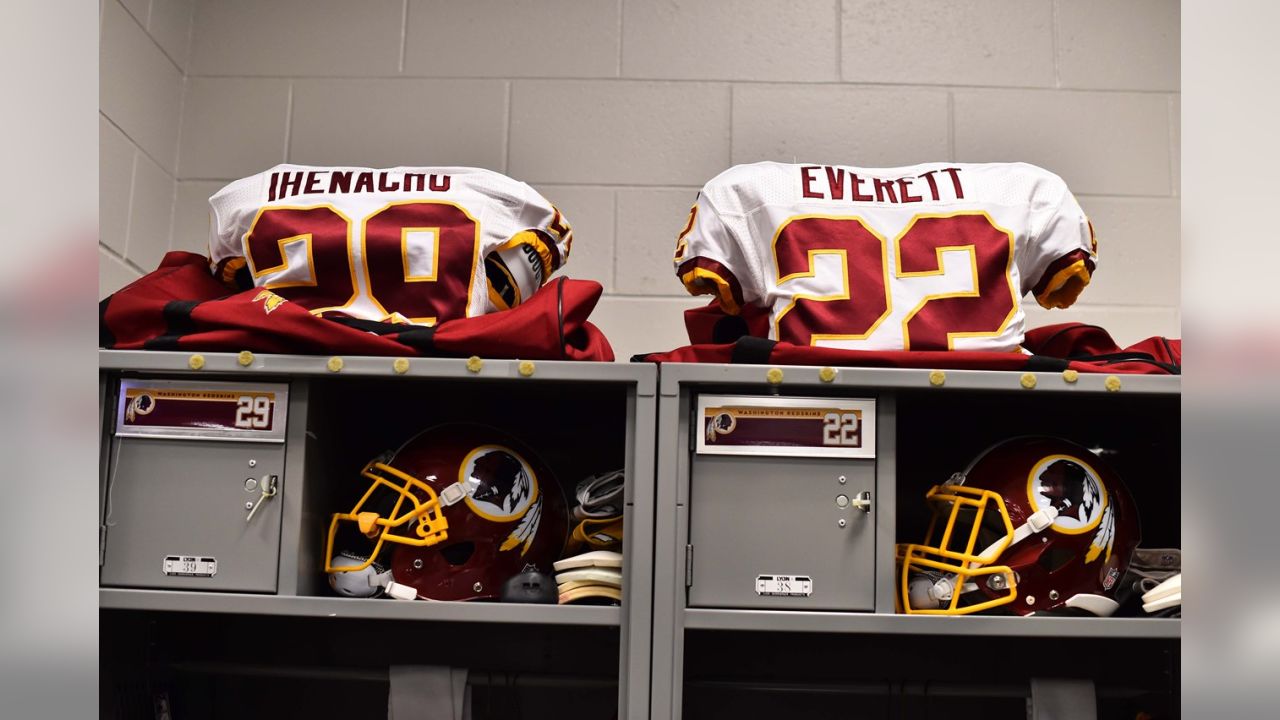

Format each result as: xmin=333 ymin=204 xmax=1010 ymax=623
xmin=384 ymin=581 xmax=419 ymax=601
xmin=337 ymin=567 xmax=420 ymax=601
xmin=437 ymin=480 xmax=467 ymax=506
xmin=974 ymin=505 xmax=1059 ymax=564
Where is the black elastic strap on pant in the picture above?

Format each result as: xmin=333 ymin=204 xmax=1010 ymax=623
xmin=328 ymin=316 xmax=406 ymax=335
xmin=556 ymin=277 xmax=566 ymax=359
xmin=1158 ymin=337 xmax=1180 ymax=371
xmin=1033 ymin=323 xmax=1108 ymax=349
xmin=327 ymin=316 xmax=437 ymax=353
xmin=142 ymin=300 xmax=200 ymax=350
xmin=1067 ymin=351 xmax=1180 ymax=375
xmin=711 ymin=314 xmax=749 ymax=344
xmin=730 ymin=336 xmax=777 ymax=364
xmin=393 ymin=326 xmax=438 ymax=353
xmin=1024 ymin=355 xmax=1071 ymax=372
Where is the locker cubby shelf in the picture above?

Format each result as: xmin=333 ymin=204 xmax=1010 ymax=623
xmin=682 ymin=608 xmax=1179 ymax=638
xmin=100 ymin=349 xmax=658 ymax=388
xmin=657 ymin=361 xmax=1181 ymax=396
xmin=100 ymin=588 xmax=622 ymax=626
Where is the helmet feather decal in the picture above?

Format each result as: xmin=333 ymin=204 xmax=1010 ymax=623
xmin=1087 ymin=503 xmax=1117 ymax=564
xmin=502 ymin=495 xmax=543 ymax=554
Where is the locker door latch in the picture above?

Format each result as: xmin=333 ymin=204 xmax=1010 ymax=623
xmin=835 ymin=491 xmax=872 ymax=513
xmin=850 ymin=490 xmax=872 ymax=513
xmin=245 ymin=475 xmax=278 ymax=523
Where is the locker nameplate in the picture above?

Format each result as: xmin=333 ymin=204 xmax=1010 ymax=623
xmin=696 ymin=395 xmax=875 ymax=458
xmin=756 ymin=574 xmax=813 ymax=597
xmin=116 ymin=379 xmax=289 ymax=442
xmin=163 ymin=555 xmax=217 ymax=577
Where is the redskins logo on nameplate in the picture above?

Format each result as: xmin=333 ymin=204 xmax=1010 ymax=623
xmin=115 ymin=379 xmax=289 ymax=442
xmin=695 ymin=395 xmax=875 ymax=459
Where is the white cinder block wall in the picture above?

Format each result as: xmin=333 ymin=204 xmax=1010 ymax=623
xmin=100 ymin=0 xmax=1180 ymax=361
xmin=99 ymin=0 xmax=192 ymax=298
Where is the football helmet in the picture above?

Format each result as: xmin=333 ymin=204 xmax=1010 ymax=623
xmin=897 ymin=437 xmax=1140 ymax=616
xmin=324 ymin=423 xmax=568 ymax=601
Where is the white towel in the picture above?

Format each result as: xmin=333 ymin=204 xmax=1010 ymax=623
xmin=388 ymin=665 xmax=471 ymax=720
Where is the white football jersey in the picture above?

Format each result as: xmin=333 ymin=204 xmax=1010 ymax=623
xmin=209 ymin=164 xmax=573 ymax=325
xmin=673 ymin=161 xmax=1097 ymax=352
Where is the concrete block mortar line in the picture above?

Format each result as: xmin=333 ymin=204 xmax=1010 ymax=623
xmin=947 ymin=91 xmax=955 ymax=161
xmin=503 ymin=80 xmax=512 ymax=174
xmin=1168 ymin=94 xmax=1179 ymax=197
xmin=398 ymin=0 xmax=409 ymax=74
xmin=100 ymin=241 xmax=147 ymax=274
xmin=1051 ymin=0 xmax=1063 ymax=88
xmin=611 ymin=190 xmax=620 ymax=288
xmin=122 ymin=146 xmax=139 ymax=260
xmin=727 ymin=83 xmax=734 ymax=159
xmin=282 ymin=82 xmax=295 ymax=163
xmin=118 ymin=0 xmax=184 ymax=75
xmin=616 ymin=0 xmax=624 ymax=77
xmin=101 ymin=111 xmax=176 ymax=192
xmin=179 ymin=73 xmax=1176 ymax=95
xmin=835 ymin=0 xmax=844 ymax=80
xmin=167 ymin=65 xmax=193 ymax=250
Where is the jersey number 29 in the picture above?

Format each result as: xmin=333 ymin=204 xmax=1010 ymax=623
xmin=243 ymin=201 xmax=480 ymax=325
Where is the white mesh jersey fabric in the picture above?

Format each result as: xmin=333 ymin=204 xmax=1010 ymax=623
xmin=208 ymin=164 xmax=571 ymax=324
xmin=676 ymin=161 xmax=1097 ymax=352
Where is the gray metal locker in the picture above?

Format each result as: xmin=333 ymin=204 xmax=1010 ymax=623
xmin=98 ymin=351 xmax=657 ymax=720
xmin=687 ymin=394 xmax=878 ymax=611
xmin=653 ymin=363 xmax=1182 ymax=720
xmin=688 ymin=454 xmax=876 ymax=611
xmin=101 ymin=379 xmax=290 ymax=593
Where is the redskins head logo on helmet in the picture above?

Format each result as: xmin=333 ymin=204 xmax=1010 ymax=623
xmin=897 ymin=437 xmax=1139 ymax=617
xmin=324 ymin=423 xmax=568 ymax=601
xmin=467 ymin=450 xmax=532 ymax=514
xmin=1034 ymin=458 xmax=1103 ymax=526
